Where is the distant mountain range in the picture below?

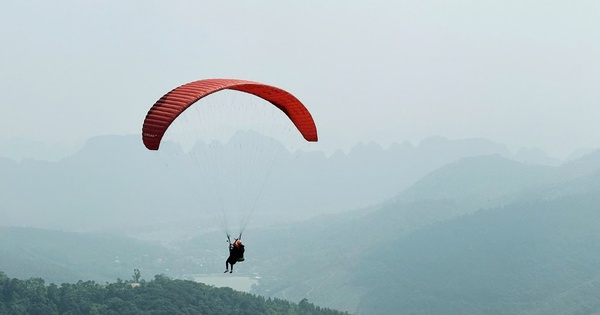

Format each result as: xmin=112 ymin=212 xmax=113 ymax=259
xmin=0 ymin=226 xmax=167 ymax=284
xmin=244 ymin=150 xmax=600 ymax=314
xmin=353 ymin=151 xmax=600 ymax=314
xmin=0 ymin=133 xmax=550 ymax=234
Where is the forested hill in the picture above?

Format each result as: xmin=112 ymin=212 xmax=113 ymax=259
xmin=0 ymin=272 xmax=348 ymax=315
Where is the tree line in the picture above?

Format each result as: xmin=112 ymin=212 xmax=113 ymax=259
xmin=0 ymin=271 xmax=350 ymax=315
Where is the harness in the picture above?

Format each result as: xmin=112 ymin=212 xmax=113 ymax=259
xmin=227 ymin=233 xmax=245 ymax=262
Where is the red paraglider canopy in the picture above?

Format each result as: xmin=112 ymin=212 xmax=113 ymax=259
xmin=142 ymin=78 xmax=318 ymax=150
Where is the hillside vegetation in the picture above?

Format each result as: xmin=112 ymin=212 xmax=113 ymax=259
xmin=0 ymin=272 xmax=348 ymax=315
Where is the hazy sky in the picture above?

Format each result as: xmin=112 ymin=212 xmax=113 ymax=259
xmin=1 ymin=1 xmax=598 ymax=158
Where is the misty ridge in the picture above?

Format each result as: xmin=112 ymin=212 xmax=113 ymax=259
xmin=0 ymin=133 xmax=569 ymax=234
xmin=4 ymin=133 xmax=600 ymax=314
xmin=244 ymin=148 xmax=600 ymax=314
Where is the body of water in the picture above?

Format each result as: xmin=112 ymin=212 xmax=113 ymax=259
xmin=191 ymin=274 xmax=259 ymax=293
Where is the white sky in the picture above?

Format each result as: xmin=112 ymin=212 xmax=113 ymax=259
xmin=1 ymin=0 xmax=599 ymax=158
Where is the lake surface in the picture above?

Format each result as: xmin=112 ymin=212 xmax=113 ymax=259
xmin=192 ymin=274 xmax=259 ymax=293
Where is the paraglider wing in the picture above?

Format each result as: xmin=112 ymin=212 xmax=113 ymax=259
xmin=142 ymin=78 xmax=318 ymax=150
